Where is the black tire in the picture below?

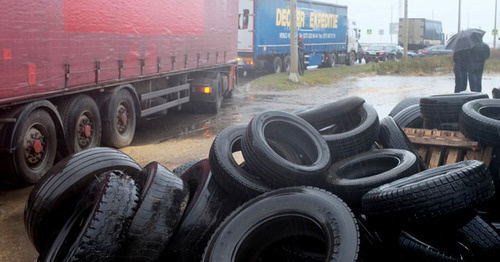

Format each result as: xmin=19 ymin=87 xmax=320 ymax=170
xmin=163 ymin=159 xmax=242 ymax=262
xmin=322 ymin=103 xmax=380 ymax=160
xmin=270 ymin=56 xmax=282 ymax=74
xmin=241 ymin=111 xmax=331 ymax=188
xmin=389 ymin=97 xmax=421 ymax=117
xmin=295 ymin=96 xmax=366 ymax=130
xmin=378 ymin=116 xmax=427 ymax=171
xmin=3 ymin=109 xmax=57 ymax=186
xmin=460 ymin=99 xmax=500 ymax=146
xmin=57 ymin=94 xmax=102 ymax=154
xmin=397 ymin=231 xmax=464 ymax=262
xmin=420 ymin=93 xmax=489 ymax=123
xmin=457 ymin=215 xmax=500 ymax=261
xmin=362 ymin=160 xmax=495 ymax=225
xmin=202 ymin=187 xmax=360 ymax=262
xmin=120 ymin=162 xmax=189 ymax=261
xmin=172 ymin=159 xmax=204 ymax=177
xmin=325 ymin=149 xmax=418 ymax=208
xmin=493 ymin=87 xmax=500 ymax=99
xmin=101 ymin=88 xmax=137 ymax=148
xmin=283 ymin=55 xmax=291 ymax=73
xmin=207 ymin=74 xmax=223 ymax=114
xmin=209 ymin=126 xmax=271 ymax=200
xmin=393 ymin=104 xmax=423 ymax=128
xmin=24 ymin=147 xmax=142 ymax=252
xmin=58 ymin=171 xmax=138 ymax=262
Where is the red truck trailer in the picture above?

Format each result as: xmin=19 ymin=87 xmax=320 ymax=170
xmin=0 ymin=0 xmax=238 ymax=185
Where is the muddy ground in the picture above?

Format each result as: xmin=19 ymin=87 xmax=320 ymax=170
xmin=1 ymin=73 xmax=499 ymax=261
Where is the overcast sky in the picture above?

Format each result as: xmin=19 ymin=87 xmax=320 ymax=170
xmin=316 ymin=0 xmax=498 ymax=46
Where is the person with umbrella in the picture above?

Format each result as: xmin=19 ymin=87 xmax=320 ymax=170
xmin=446 ymin=29 xmax=487 ymax=93
xmin=468 ymin=40 xmax=490 ymax=92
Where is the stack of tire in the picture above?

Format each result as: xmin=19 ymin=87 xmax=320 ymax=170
xmin=24 ymin=95 xmax=499 ymax=262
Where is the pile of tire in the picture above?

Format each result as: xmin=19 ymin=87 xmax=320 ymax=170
xmin=24 ymin=95 xmax=499 ymax=262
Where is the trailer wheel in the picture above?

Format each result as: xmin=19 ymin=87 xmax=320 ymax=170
xmin=270 ymin=56 xmax=282 ymax=74
xmin=6 ymin=109 xmax=57 ymax=185
xmin=102 ymin=89 xmax=136 ymax=148
xmin=347 ymin=52 xmax=355 ymax=65
xmin=58 ymin=95 xmax=101 ymax=154
xmin=283 ymin=55 xmax=291 ymax=73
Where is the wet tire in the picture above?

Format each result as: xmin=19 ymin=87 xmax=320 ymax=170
xmin=209 ymin=126 xmax=271 ymax=200
xmin=241 ymin=111 xmax=331 ymax=188
xmin=3 ymin=109 xmax=57 ymax=186
xmin=120 ymin=162 xmax=189 ymax=261
xmin=322 ymin=103 xmax=380 ymax=160
xmin=24 ymin=147 xmax=142 ymax=252
xmin=420 ymin=93 xmax=488 ymax=123
xmin=270 ymin=56 xmax=282 ymax=74
xmin=393 ymin=104 xmax=423 ymax=128
xmin=163 ymin=159 xmax=241 ymax=262
xmin=325 ymin=149 xmax=418 ymax=208
xmin=396 ymin=231 xmax=464 ymax=262
xmin=48 ymin=171 xmax=139 ymax=262
xmin=378 ymin=116 xmax=427 ymax=171
xmin=295 ymin=96 xmax=366 ymax=130
xmin=388 ymin=97 xmax=421 ymax=117
xmin=362 ymin=160 xmax=495 ymax=225
xmin=492 ymin=87 xmax=500 ymax=98
xmin=460 ymin=99 xmax=500 ymax=146
xmin=457 ymin=215 xmax=500 ymax=261
xmin=202 ymin=187 xmax=360 ymax=262
xmin=57 ymin=94 xmax=102 ymax=154
xmin=101 ymin=88 xmax=137 ymax=148
xmin=283 ymin=55 xmax=291 ymax=73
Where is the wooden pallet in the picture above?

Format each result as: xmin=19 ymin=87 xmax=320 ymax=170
xmin=402 ymin=128 xmax=493 ymax=169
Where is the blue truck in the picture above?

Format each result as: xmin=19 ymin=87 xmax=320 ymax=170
xmin=238 ymin=0 xmax=361 ymax=74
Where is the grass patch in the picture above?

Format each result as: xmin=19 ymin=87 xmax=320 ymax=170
xmin=250 ymin=50 xmax=500 ymax=91
xmin=251 ymin=64 xmax=374 ymax=91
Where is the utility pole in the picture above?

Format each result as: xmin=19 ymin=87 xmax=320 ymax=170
xmin=289 ymin=0 xmax=301 ymax=83
xmin=458 ymin=0 xmax=461 ymax=33
xmin=403 ymin=0 xmax=408 ymax=59
xmin=495 ymin=0 xmax=498 ymax=48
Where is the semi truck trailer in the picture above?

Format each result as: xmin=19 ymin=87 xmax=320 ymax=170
xmin=237 ymin=0 xmax=361 ymax=74
xmin=0 ymin=0 xmax=238 ymax=185
xmin=398 ymin=18 xmax=444 ymax=51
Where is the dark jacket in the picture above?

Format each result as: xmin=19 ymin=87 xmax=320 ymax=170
xmin=453 ymin=49 xmax=469 ymax=67
xmin=469 ymin=42 xmax=490 ymax=71
xmin=298 ymin=41 xmax=305 ymax=57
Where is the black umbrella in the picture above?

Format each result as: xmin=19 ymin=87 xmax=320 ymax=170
xmin=446 ymin=28 xmax=486 ymax=52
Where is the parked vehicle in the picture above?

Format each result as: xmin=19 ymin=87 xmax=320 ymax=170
xmin=364 ymin=45 xmax=397 ymax=63
xmin=237 ymin=0 xmax=361 ymax=74
xmin=417 ymin=45 xmax=454 ymax=56
xmin=399 ymin=18 xmax=444 ymax=51
xmin=386 ymin=45 xmax=403 ymax=60
xmin=0 ymin=0 xmax=238 ymax=185
xmin=407 ymin=50 xmax=417 ymax=58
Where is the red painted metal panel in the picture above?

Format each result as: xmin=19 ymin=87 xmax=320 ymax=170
xmin=0 ymin=0 xmax=238 ymax=105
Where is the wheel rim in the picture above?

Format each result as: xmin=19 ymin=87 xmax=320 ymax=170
xmin=116 ymin=103 xmax=130 ymax=135
xmin=23 ymin=123 xmax=49 ymax=169
xmin=76 ymin=111 xmax=94 ymax=149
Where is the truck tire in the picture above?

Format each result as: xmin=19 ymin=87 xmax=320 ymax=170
xmin=163 ymin=159 xmax=241 ymax=262
xmin=388 ymin=97 xmax=421 ymax=117
xmin=457 ymin=215 xmax=500 ymax=261
xmin=4 ymin=109 xmax=57 ymax=185
xmin=362 ymin=160 xmax=495 ymax=225
xmin=347 ymin=52 xmax=355 ymax=65
xmin=393 ymin=104 xmax=423 ymax=128
xmin=241 ymin=111 xmax=331 ymax=188
xmin=57 ymin=94 xmax=101 ymax=154
xmin=397 ymin=231 xmax=464 ymax=262
xmin=202 ymin=187 xmax=360 ymax=262
xmin=120 ymin=162 xmax=189 ymax=261
xmin=283 ymin=55 xmax=291 ymax=73
xmin=325 ymin=149 xmax=418 ymax=208
xmin=57 ymin=171 xmax=139 ymax=262
xmin=420 ymin=93 xmax=489 ymax=123
xmin=209 ymin=125 xmax=271 ymax=200
xmin=25 ymin=147 xmax=142 ymax=252
xmin=102 ymin=88 xmax=136 ymax=148
xmin=270 ymin=56 xmax=283 ymax=74
xmin=459 ymin=99 xmax=500 ymax=146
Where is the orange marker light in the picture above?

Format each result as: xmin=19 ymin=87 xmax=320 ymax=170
xmin=204 ymin=87 xmax=211 ymax=94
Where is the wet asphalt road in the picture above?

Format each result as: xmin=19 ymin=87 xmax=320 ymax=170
xmin=1 ymin=71 xmax=499 ymax=261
